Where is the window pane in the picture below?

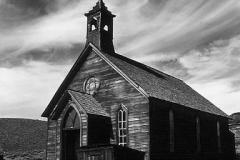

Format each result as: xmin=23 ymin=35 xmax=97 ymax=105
xmin=120 ymin=130 xmax=123 ymax=136
xmin=118 ymin=107 xmax=128 ymax=146
xmin=119 ymin=137 xmax=123 ymax=143
xmin=123 ymin=122 xmax=126 ymax=128
xmin=124 ymin=137 xmax=127 ymax=143
xmin=73 ymin=114 xmax=80 ymax=128
xmin=119 ymin=122 xmax=122 ymax=128
xmin=123 ymin=129 xmax=127 ymax=135
xmin=123 ymin=111 xmax=126 ymax=121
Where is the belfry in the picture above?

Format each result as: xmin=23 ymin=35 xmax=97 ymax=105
xmin=85 ymin=0 xmax=115 ymax=53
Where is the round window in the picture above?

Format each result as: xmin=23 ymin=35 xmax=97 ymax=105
xmin=84 ymin=77 xmax=100 ymax=95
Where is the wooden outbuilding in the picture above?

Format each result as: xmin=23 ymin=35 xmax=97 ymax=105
xmin=42 ymin=1 xmax=236 ymax=160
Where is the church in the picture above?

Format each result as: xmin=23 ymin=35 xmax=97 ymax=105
xmin=41 ymin=1 xmax=236 ymax=160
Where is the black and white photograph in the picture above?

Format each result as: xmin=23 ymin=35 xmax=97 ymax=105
xmin=0 ymin=0 xmax=239 ymax=160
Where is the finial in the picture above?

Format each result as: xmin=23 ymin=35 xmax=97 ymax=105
xmin=98 ymin=0 xmax=104 ymax=8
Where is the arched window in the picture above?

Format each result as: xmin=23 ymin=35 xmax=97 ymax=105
xmin=63 ymin=107 xmax=80 ymax=129
xmin=103 ymin=25 xmax=109 ymax=31
xmin=91 ymin=24 xmax=97 ymax=31
xmin=89 ymin=18 xmax=98 ymax=32
xmin=117 ymin=105 xmax=128 ymax=146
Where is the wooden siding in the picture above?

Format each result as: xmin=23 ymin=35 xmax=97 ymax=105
xmin=46 ymin=119 xmax=57 ymax=160
xmin=149 ymin=98 xmax=235 ymax=160
xmin=200 ymin=114 xmax=218 ymax=153
xmin=77 ymin=145 xmax=145 ymax=160
xmin=46 ymin=50 xmax=150 ymax=160
xmin=68 ymin=50 xmax=150 ymax=160
xmin=149 ymin=100 xmax=170 ymax=159
xmin=174 ymin=108 xmax=197 ymax=154
xmin=47 ymin=102 xmax=89 ymax=160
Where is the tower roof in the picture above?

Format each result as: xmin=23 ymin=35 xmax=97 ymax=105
xmin=98 ymin=0 xmax=104 ymax=8
xmin=85 ymin=0 xmax=115 ymax=17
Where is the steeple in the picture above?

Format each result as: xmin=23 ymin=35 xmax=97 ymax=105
xmin=98 ymin=0 xmax=104 ymax=8
xmin=85 ymin=0 xmax=116 ymax=53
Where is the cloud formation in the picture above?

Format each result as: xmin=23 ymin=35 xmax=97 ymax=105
xmin=0 ymin=0 xmax=240 ymax=118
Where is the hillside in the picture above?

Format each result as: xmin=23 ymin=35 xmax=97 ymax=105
xmin=0 ymin=118 xmax=47 ymax=160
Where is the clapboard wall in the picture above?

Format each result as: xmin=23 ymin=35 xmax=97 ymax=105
xmin=149 ymin=98 xmax=235 ymax=160
xmin=46 ymin=49 xmax=150 ymax=160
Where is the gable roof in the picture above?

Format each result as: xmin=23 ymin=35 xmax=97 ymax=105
xmin=51 ymin=90 xmax=109 ymax=119
xmin=106 ymin=55 xmax=228 ymax=117
xmin=42 ymin=43 xmax=228 ymax=118
xmin=68 ymin=90 xmax=109 ymax=117
xmin=102 ymin=51 xmax=228 ymax=118
xmin=42 ymin=44 xmax=147 ymax=118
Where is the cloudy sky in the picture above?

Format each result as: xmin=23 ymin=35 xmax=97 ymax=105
xmin=0 ymin=0 xmax=240 ymax=119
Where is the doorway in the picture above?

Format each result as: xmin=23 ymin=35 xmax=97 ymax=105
xmin=62 ymin=129 xmax=80 ymax=160
xmin=62 ymin=107 xmax=81 ymax=160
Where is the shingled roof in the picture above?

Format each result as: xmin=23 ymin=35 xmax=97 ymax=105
xmin=42 ymin=44 xmax=228 ymax=118
xmin=101 ymin=51 xmax=228 ymax=118
xmin=68 ymin=90 xmax=110 ymax=117
xmin=51 ymin=90 xmax=109 ymax=119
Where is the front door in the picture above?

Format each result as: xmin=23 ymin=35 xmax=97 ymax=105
xmin=62 ymin=107 xmax=81 ymax=160
xmin=62 ymin=129 xmax=80 ymax=160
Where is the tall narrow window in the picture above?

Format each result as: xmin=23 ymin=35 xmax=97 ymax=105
xmin=217 ymin=121 xmax=221 ymax=153
xmin=196 ymin=116 xmax=201 ymax=153
xmin=117 ymin=105 xmax=128 ymax=147
xmin=169 ymin=110 xmax=174 ymax=152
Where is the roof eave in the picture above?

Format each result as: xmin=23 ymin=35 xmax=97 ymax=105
xmin=149 ymin=97 xmax=229 ymax=118
xmin=41 ymin=45 xmax=93 ymax=117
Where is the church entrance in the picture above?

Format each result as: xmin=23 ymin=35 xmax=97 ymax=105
xmin=62 ymin=107 xmax=81 ymax=160
xmin=62 ymin=129 xmax=80 ymax=160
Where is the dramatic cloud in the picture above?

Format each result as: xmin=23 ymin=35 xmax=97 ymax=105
xmin=0 ymin=62 xmax=71 ymax=119
xmin=0 ymin=0 xmax=240 ymax=119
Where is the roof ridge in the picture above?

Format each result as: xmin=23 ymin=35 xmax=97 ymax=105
xmin=109 ymin=52 xmax=183 ymax=82
xmin=103 ymin=52 xmax=228 ymax=118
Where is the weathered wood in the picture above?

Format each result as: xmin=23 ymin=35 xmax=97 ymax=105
xmin=46 ymin=50 xmax=150 ymax=160
xmin=46 ymin=119 xmax=57 ymax=160
xmin=68 ymin=51 xmax=150 ymax=160
xmin=149 ymin=98 xmax=235 ymax=160
xmin=77 ymin=145 xmax=145 ymax=160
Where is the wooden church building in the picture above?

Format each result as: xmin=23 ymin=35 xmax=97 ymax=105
xmin=42 ymin=1 xmax=236 ymax=160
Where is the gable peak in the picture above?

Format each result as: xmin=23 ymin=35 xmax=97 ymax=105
xmin=85 ymin=0 xmax=115 ymax=17
xmin=98 ymin=0 xmax=104 ymax=8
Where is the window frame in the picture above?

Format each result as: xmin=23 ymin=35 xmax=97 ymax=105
xmin=117 ymin=104 xmax=128 ymax=147
xmin=63 ymin=107 xmax=79 ymax=129
xmin=83 ymin=76 xmax=100 ymax=95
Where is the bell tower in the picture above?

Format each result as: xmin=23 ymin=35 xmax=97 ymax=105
xmin=85 ymin=0 xmax=116 ymax=53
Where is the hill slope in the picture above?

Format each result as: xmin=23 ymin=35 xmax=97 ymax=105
xmin=0 ymin=118 xmax=47 ymax=160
